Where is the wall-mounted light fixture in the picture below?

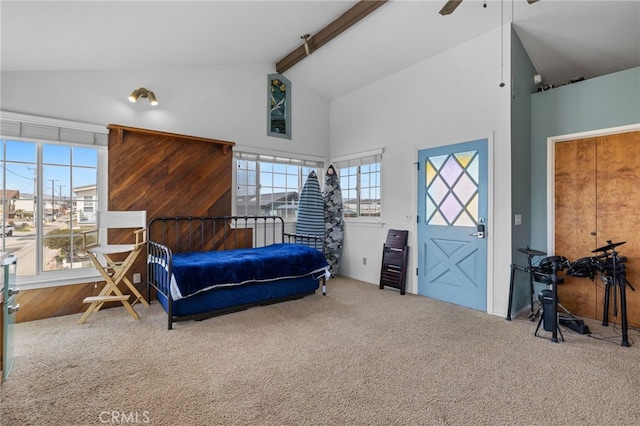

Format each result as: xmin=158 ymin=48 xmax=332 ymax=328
xmin=300 ymin=34 xmax=311 ymax=56
xmin=128 ymin=87 xmax=158 ymax=106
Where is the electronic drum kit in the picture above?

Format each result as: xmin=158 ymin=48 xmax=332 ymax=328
xmin=507 ymin=240 xmax=634 ymax=346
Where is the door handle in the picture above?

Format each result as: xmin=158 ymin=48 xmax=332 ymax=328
xmin=469 ymin=224 xmax=485 ymax=239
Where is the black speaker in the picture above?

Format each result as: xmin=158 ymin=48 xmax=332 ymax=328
xmin=538 ymin=289 xmax=555 ymax=332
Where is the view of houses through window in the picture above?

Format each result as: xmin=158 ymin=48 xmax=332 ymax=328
xmin=235 ymin=152 xmax=323 ymax=219
xmin=336 ymin=152 xmax=382 ymax=218
xmin=235 ymin=151 xmax=382 ymax=219
xmin=1 ymin=138 xmax=100 ymax=277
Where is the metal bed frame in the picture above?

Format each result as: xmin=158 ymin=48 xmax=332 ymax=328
xmin=147 ymin=215 xmax=326 ymax=329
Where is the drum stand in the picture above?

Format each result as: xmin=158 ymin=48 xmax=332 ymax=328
xmin=506 ymin=247 xmax=546 ymax=321
xmin=532 ymin=256 xmax=564 ymax=342
xmin=534 ymin=255 xmax=592 ymax=342
xmin=596 ymin=241 xmax=635 ymax=347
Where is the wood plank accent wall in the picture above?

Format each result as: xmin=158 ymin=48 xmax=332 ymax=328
xmin=16 ymin=125 xmax=235 ymax=322
xmin=15 ymin=283 xmax=100 ymax=322
xmin=108 ymin=125 xmax=234 ymax=217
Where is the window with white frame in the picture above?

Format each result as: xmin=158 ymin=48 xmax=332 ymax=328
xmin=234 ymin=151 xmax=324 ymax=219
xmin=83 ymin=195 xmax=94 ymax=212
xmin=0 ymin=112 xmax=107 ymax=283
xmin=334 ymin=150 xmax=382 ymax=218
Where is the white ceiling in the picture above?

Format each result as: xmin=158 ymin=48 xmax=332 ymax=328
xmin=1 ymin=0 xmax=639 ymax=100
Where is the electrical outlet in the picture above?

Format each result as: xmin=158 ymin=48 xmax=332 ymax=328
xmin=133 ymin=273 xmax=141 ymax=284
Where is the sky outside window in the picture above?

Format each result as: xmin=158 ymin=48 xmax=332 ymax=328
xmin=4 ymin=140 xmax=97 ymax=198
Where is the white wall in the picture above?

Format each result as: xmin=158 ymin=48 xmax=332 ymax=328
xmin=329 ymin=27 xmax=513 ymax=317
xmin=1 ymin=64 xmax=329 ymax=160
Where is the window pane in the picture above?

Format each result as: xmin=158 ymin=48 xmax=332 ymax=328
xmin=7 ymin=140 xmax=36 ymax=162
xmin=2 ymin=141 xmax=37 ymax=276
xmin=236 ymin=159 xmax=258 ymax=216
xmin=338 ymin=159 xmax=381 ymax=218
xmin=260 ymin=170 xmax=274 ymax=187
xmin=0 ymin=137 xmax=100 ymax=277
xmin=73 ymin=146 xmax=97 ymax=167
xmin=426 ymin=150 xmax=478 ymax=227
xmin=286 ymin=174 xmax=298 ymax=188
xmin=42 ymin=229 xmax=92 ymax=271
xmin=73 ymin=167 xmax=97 ymax=189
xmin=5 ymin=162 xmax=36 ymax=199
xmin=43 ymin=165 xmax=70 ymax=220
xmin=273 ymin=163 xmax=287 ymax=173
xmin=43 ymin=144 xmax=70 ymax=165
xmin=260 ymin=161 xmax=302 ymax=218
xmin=261 ymin=162 xmax=273 ymax=173
xmin=234 ymin=156 xmax=323 ymax=220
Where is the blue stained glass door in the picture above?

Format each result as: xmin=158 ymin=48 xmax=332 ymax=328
xmin=417 ymin=139 xmax=488 ymax=311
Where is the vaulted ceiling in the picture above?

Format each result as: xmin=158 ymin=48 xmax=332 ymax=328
xmin=2 ymin=1 xmax=638 ymax=100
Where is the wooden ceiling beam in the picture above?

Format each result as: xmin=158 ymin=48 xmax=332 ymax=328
xmin=276 ymin=0 xmax=388 ymax=74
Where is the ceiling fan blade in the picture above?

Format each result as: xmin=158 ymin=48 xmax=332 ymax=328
xmin=439 ymin=0 xmax=463 ymax=16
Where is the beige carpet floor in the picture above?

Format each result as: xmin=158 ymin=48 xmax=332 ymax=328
xmin=1 ymin=277 xmax=640 ymax=426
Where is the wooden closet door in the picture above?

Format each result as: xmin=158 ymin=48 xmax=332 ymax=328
xmin=594 ymin=131 xmax=640 ymax=325
xmin=555 ymin=138 xmax=597 ymax=319
xmin=555 ymin=131 xmax=640 ymax=326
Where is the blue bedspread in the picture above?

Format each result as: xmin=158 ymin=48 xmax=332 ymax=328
xmin=171 ymin=243 xmax=328 ymax=298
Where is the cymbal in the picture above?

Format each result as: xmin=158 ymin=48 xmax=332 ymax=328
xmin=592 ymin=241 xmax=626 ymax=253
xmin=517 ymin=247 xmax=546 ymax=256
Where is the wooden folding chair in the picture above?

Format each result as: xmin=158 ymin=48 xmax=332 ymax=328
xmin=78 ymin=210 xmax=149 ymax=324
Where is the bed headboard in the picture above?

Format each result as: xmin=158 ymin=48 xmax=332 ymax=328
xmin=148 ymin=215 xmax=324 ymax=254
